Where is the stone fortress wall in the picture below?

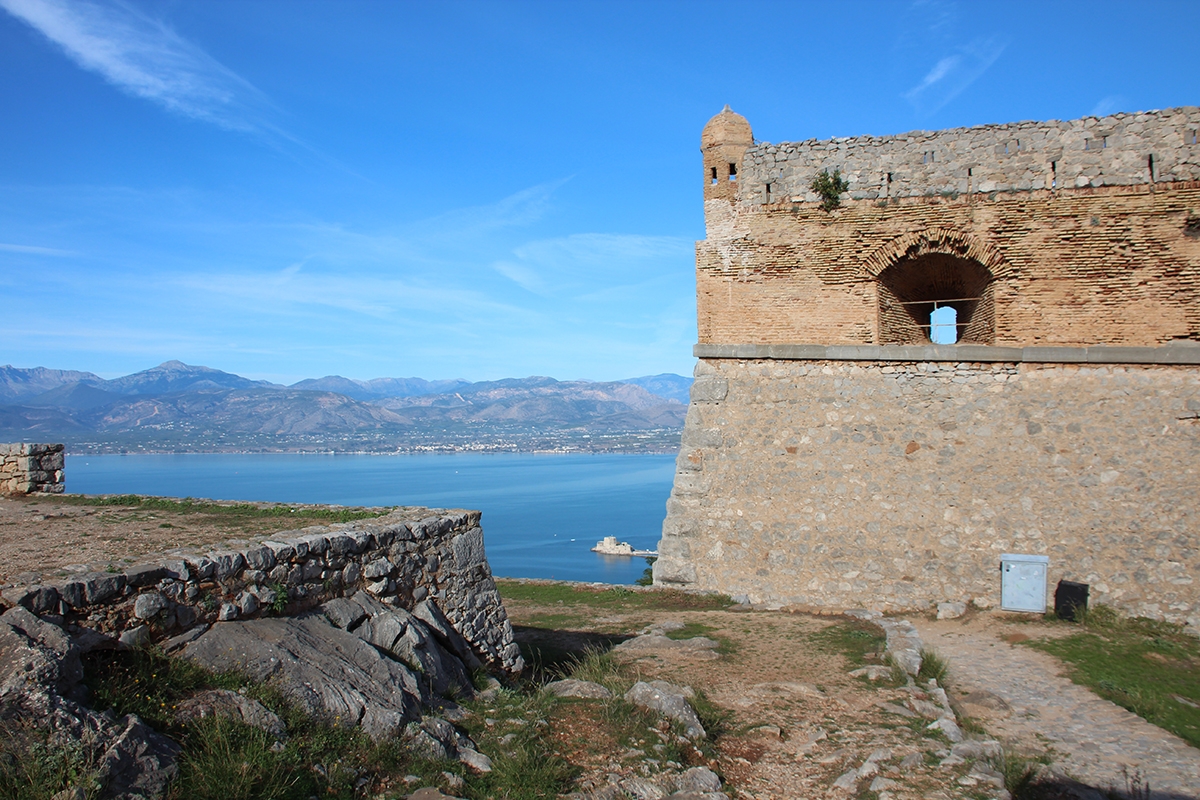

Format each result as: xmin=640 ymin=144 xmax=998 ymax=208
xmin=737 ymin=107 xmax=1200 ymax=203
xmin=0 ymin=474 xmax=523 ymax=675
xmin=658 ymin=108 xmax=1200 ymax=628
xmin=0 ymin=442 xmax=65 ymax=495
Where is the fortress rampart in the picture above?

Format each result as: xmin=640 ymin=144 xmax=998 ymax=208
xmin=659 ymin=107 xmax=1200 ymax=627
xmin=0 ymin=499 xmax=524 ymax=675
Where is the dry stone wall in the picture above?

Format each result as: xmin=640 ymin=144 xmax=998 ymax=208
xmin=0 ymin=443 xmax=64 ymax=495
xmin=740 ymin=107 xmax=1200 ymax=204
xmin=0 ymin=506 xmax=524 ymax=675
xmin=656 ymin=358 xmax=1200 ymax=629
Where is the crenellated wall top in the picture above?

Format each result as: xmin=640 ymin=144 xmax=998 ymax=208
xmin=734 ymin=106 xmax=1200 ymax=204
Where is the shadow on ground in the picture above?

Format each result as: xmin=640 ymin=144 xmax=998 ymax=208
xmin=512 ymin=625 xmax=633 ymax=681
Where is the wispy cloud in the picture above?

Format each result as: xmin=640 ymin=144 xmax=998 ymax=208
xmin=0 ymin=0 xmax=274 ymax=132
xmin=904 ymin=35 xmax=1007 ymax=115
xmin=495 ymin=233 xmax=691 ymax=295
xmin=1089 ymin=95 xmax=1126 ymax=117
xmin=0 ymin=241 xmax=78 ymax=256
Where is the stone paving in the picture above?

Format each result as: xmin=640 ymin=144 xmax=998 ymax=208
xmin=915 ymin=616 xmax=1200 ymax=800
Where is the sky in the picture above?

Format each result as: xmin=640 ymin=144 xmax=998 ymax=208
xmin=1 ymin=0 xmax=1197 ymax=385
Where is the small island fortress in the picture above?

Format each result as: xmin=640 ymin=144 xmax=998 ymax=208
xmin=655 ymin=106 xmax=1200 ymax=626
xmin=592 ymin=536 xmax=657 ymax=557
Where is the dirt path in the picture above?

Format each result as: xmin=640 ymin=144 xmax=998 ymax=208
xmin=917 ymin=616 xmax=1200 ymax=799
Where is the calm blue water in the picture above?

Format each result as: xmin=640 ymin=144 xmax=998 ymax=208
xmin=65 ymin=453 xmax=675 ymax=585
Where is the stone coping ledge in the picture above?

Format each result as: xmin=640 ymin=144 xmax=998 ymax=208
xmin=694 ymin=343 xmax=1200 ymax=365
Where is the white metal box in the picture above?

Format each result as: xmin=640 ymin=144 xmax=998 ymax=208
xmin=1000 ymin=553 xmax=1049 ymax=612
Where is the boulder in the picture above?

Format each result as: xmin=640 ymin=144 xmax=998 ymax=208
xmin=174 ymin=689 xmax=286 ymax=739
xmin=624 ymin=681 xmax=705 ymax=739
xmin=0 ymin=608 xmax=179 ymax=798
xmin=182 ymin=613 xmax=422 ymax=739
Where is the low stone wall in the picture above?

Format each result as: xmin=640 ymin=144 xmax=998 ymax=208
xmin=656 ymin=358 xmax=1200 ymax=629
xmin=0 ymin=505 xmax=523 ymax=675
xmin=0 ymin=443 xmax=64 ymax=495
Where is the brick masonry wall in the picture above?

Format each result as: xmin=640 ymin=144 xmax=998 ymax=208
xmin=697 ymin=183 xmax=1200 ymax=347
xmin=740 ymin=107 xmax=1200 ymax=203
xmin=0 ymin=507 xmax=524 ymax=674
xmin=655 ymin=358 xmax=1200 ymax=629
xmin=0 ymin=443 xmax=65 ymax=495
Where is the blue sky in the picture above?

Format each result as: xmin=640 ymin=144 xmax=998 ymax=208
xmin=1 ymin=0 xmax=1196 ymax=384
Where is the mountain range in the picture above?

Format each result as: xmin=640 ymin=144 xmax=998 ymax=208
xmin=0 ymin=362 xmax=693 ymax=454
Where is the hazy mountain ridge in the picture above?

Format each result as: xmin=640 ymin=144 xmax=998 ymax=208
xmin=0 ymin=362 xmax=691 ymax=453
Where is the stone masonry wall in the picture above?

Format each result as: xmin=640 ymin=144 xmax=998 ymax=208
xmin=696 ymin=182 xmax=1200 ymax=348
xmin=0 ymin=443 xmax=65 ymax=495
xmin=0 ymin=506 xmax=524 ymax=675
xmin=740 ymin=107 xmax=1200 ymax=204
xmin=655 ymin=358 xmax=1200 ymax=629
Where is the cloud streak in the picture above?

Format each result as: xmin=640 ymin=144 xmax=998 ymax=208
xmin=903 ymin=34 xmax=1007 ymax=116
xmin=0 ymin=0 xmax=274 ymax=132
xmin=0 ymin=241 xmax=78 ymax=256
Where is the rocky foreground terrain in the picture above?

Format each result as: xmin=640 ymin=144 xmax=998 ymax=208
xmin=2 ymin=494 xmax=1196 ymax=800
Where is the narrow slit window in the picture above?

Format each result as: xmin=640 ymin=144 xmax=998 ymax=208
xmin=1051 ymin=160 xmax=1057 ymax=188
xmin=765 ymin=182 xmax=772 ymax=202
xmin=710 ymin=166 xmax=718 ymax=185
xmin=1189 ymin=130 xmax=1198 ymax=145
xmin=728 ymin=163 xmax=737 ymax=182
xmin=1148 ymin=154 xmax=1156 ymax=182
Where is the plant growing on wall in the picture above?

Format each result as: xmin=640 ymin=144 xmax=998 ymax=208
xmin=811 ymin=169 xmax=849 ymax=211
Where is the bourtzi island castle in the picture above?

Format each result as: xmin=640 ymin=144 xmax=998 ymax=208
xmin=655 ymin=106 xmax=1200 ymax=627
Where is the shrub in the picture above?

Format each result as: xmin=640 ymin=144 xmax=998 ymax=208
xmin=810 ymin=169 xmax=849 ymax=211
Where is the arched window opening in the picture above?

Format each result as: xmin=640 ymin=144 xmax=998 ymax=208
xmin=929 ymin=304 xmax=958 ymax=344
xmin=877 ymin=252 xmax=994 ymax=345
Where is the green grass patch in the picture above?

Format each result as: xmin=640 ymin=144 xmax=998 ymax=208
xmin=0 ymin=714 xmax=104 ymax=800
xmin=810 ymin=620 xmax=887 ymax=668
xmin=56 ymin=494 xmax=387 ymax=524
xmin=496 ymin=580 xmax=733 ymax=613
xmin=917 ymin=647 xmax=948 ymax=686
xmin=1024 ymin=606 xmax=1200 ymax=748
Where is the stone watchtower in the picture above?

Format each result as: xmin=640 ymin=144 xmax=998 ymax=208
xmin=656 ymin=106 xmax=1200 ymax=627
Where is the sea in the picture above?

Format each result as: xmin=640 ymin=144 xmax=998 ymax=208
xmin=65 ymin=453 xmax=676 ymax=585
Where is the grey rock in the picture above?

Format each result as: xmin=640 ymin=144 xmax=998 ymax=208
xmin=952 ymin=738 xmax=1004 ymax=760
xmin=119 ymin=625 xmax=150 ymax=649
xmin=624 ymin=681 xmax=705 ymax=739
xmin=124 ymin=564 xmax=168 ymax=587
xmin=457 ymin=746 xmax=492 ymax=773
xmin=937 ymin=601 xmax=967 ymax=620
xmin=235 ymin=592 xmax=259 ymax=618
xmin=413 ymin=598 xmax=484 ymax=671
xmin=218 ymin=602 xmax=239 ymax=621
xmin=620 ymin=777 xmax=665 ymax=800
xmin=544 ymin=679 xmax=612 ymax=699
xmin=675 ymin=766 xmax=721 ymax=793
xmin=183 ymin=613 xmax=423 ymax=739
xmin=175 ymin=689 xmax=286 ymax=739
xmin=133 ymin=592 xmax=168 ymax=620
xmin=322 ymin=596 xmax=368 ymax=631
xmin=0 ymin=609 xmax=180 ymax=797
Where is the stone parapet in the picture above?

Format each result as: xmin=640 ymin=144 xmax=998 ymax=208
xmin=739 ymin=107 xmax=1200 ymax=204
xmin=0 ymin=443 xmax=65 ymax=495
xmin=693 ymin=342 xmax=1200 ymax=364
xmin=0 ymin=505 xmax=524 ymax=675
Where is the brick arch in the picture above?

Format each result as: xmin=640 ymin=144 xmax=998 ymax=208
xmin=861 ymin=227 xmax=1011 ymax=281
xmin=864 ymin=228 xmax=1006 ymax=345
